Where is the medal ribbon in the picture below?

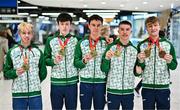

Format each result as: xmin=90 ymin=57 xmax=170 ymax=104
xmin=148 ymin=36 xmax=160 ymax=49
xmin=19 ymin=46 xmax=29 ymax=64
xmin=58 ymin=37 xmax=71 ymax=49
xmin=116 ymin=44 xmax=121 ymax=50
xmin=89 ymin=37 xmax=99 ymax=50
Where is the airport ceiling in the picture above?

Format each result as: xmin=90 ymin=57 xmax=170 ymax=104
xmin=19 ymin=0 xmax=180 ymax=19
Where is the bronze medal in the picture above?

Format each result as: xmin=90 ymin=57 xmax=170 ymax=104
xmin=22 ymin=63 xmax=29 ymax=71
xmin=59 ymin=48 xmax=65 ymax=56
xmin=159 ymin=50 xmax=166 ymax=58
xmin=90 ymin=49 xmax=98 ymax=57
xmin=144 ymin=48 xmax=151 ymax=58
xmin=114 ymin=50 xmax=121 ymax=57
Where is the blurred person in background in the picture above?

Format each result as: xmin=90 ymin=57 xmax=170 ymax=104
xmin=0 ymin=30 xmax=8 ymax=79
xmin=4 ymin=28 xmax=17 ymax=49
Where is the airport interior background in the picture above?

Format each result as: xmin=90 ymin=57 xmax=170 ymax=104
xmin=0 ymin=0 xmax=180 ymax=110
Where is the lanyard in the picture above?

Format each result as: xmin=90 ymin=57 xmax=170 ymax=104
xmin=89 ymin=37 xmax=99 ymax=50
xmin=148 ymin=36 xmax=160 ymax=49
xmin=19 ymin=46 xmax=30 ymax=64
xmin=58 ymin=37 xmax=71 ymax=49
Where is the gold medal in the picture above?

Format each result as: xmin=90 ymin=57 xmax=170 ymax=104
xmin=90 ymin=49 xmax=98 ymax=57
xmin=114 ymin=50 xmax=121 ymax=57
xmin=22 ymin=63 xmax=29 ymax=71
xmin=159 ymin=50 xmax=166 ymax=58
xmin=144 ymin=48 xmax=151 ymax=58
xmin=59 ymin=48 xmax=65 ymax=56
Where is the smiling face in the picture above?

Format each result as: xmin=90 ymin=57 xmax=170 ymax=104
xmin=145 ymin=16 xmax=160 ymax=38
xmin=146 ymin=21 xmax=160 ymax=38
xmin=18 ymin=22 xmax=33 ymax=46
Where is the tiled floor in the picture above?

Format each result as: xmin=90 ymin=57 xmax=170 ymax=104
xmin=0 ymin=53 xmax=179 ymax=110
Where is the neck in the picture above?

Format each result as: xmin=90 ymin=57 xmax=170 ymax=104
xmin=120 ymin=39 xmax=129 ymax=45
xmin=90 ymin=34 xmax=99 ymax=41
xmin=150 ymin=35 xmax=159 ymax=41
xmin=21 ymin=42 xmax=30 ymax=48
xmin=60 ymin=32 xmax=68 ymax=37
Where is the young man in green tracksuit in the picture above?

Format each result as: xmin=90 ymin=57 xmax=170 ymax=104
xmin=3 ymin=22 xmax=47 ymax=110
xmin=74 ymin=14 xmax=112 ymax=110
xmin=44 ymin=13 xmax=79 ymax=110
xmin=136 ymin=16 xmax=178 ymax=110
xmin=101 ymin=20 xmax=141 ymax=110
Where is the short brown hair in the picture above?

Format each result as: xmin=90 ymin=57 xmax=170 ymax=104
xmin=145 ymin=16 xmax=159 ymax=27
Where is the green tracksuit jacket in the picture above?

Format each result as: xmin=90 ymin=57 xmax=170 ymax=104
xmin=74 ymin=36 xmax=108 ymax=83
xmin=3 ymin=43 xmax=47 ymax=98
xmin=101 ymin=38 xmax=138 ymax=95
xmin=44 ymin=32 xmax=79 ymax=85
xmin=136 ymin=37 xmax=178 ymax=89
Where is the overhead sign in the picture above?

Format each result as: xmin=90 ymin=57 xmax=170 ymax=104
xmin=0 ymin=0 xmax=17 ymax=14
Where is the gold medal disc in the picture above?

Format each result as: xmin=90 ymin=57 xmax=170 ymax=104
xmin=144 ymin=49 xmax=151 ymax=58
xmin=159 ymin=50 xmax=166 ymax=58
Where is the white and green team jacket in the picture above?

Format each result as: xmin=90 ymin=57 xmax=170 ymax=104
xmin=74 ymin=36 xmax=107 ymax=83
xmin=101 ymin=38 xmax=138 ymax=95
xmin=3 ymin=43 xmax=47 ymax=98
xmin=44 ymin=32 xmax=79 ymax=85
xmin=137 ymin=37 xmax=178 ymax=89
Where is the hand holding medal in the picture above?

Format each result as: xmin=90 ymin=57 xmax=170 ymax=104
xmin=58 ymin=37 xmax=71 ymax=57
xmin=90 ymin=47 xmax=98 ymax=58
xmin=59 ymin=47 xmax=65 ymax=56
xmin=106 ymin=50 xmax=114 ymax=60
xmin=22 ymin=54 xmax=29 ymax=71
xmin=144 ymin=42 xmax=152 ymax=58
xmin=89 ymin=38 xmax=99 ymax=58
xmin=144 ymin=47 xmax=151 ymax=58
xmin=158 ymin=47 xmax=166 ymax=58
xmin=114 ymin=44 xmax=121 ymax=57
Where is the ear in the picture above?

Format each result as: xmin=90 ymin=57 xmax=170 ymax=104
xmin=88 ymin=24 xmax=90 ymax=29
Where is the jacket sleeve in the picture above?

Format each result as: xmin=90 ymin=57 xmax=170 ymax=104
xmin=101 ymin=45 xmax=111 ymax=73
xmin=136 ymin=43 xmax=146 ymax=70
xmin=44 ymin=37 xmax=55 ymax=66
xmin=167 ymin=43 xmax=178 ymax=70
xmin=38 ymin=50 xmax=47 ymax=82
xmin=3 ymin=50 xmax=18 ymax=79
xmin=74 ymin=40 xmax=86 ymax=69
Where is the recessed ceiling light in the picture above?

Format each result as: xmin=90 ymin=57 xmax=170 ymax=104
xmin=143 ymin=1 xmax=148 ymax=4
xmin=83 ymin=4 xmax=87 ymax=7
xmin=160 ymin=5 xmax=164 ymax=8
xmin=135 ymin=7 xmax=139 ymax=10
xmin=101 ymin=2 xmax=106 ymax=5
xmin=120 ymin=4 xmax=124 ymax=7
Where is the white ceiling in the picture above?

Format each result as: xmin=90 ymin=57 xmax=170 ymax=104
xmin=22 ymin=0 xmax=180 ymax=12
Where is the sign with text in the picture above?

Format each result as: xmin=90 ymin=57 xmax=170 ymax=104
xmin=0 ymin=0 xmax=17 ymax=14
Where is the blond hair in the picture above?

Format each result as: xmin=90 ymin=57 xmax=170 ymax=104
xmin=100 ymin=25 xmax=110 ymax=36
xmin=18 ymin=22 xmax=33 ymax=34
